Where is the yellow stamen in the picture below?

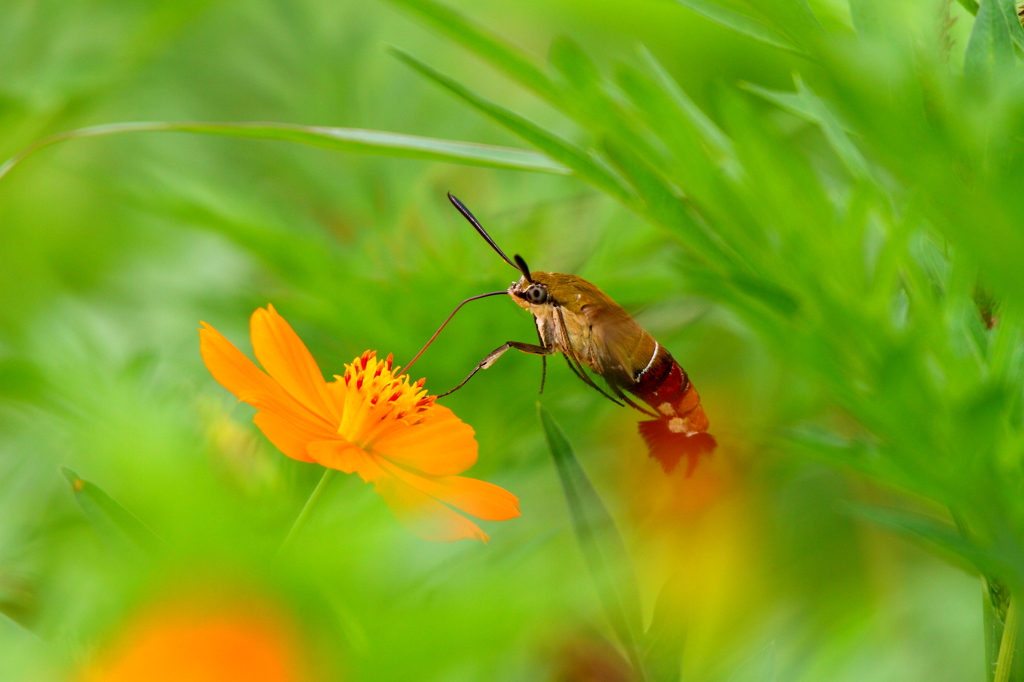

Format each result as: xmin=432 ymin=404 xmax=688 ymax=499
xmin=335 ymin=351 xmax=434 ymax=450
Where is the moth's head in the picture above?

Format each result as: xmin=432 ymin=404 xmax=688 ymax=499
xmin=445 ymin=193 xmax=553 ymax=310
xmin=508 ymin=255 xmax=558 ymax=310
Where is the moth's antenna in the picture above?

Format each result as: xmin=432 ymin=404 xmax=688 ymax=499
xmin=513 ymin=254 xmax=534 ymax=283
xmin=448 ymin=192 xmax=519 ymax=271
xmin=402 ymin=290 xmax=509 ymax=376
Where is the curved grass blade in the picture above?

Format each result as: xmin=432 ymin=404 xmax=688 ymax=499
xmin=670 ymin=0 xmax=804 ymax=54
xmin=383 ymin=0 xmax=563 ymax=106
xmin=740 ymin=79 xmax=869 ymax=181
xmin=635 ymin=45 xmax=736 ymax=166
xmin=537 ymin=404 xmax=647 ymax=681
xmin=791 ymin=76 xmax=869 ymax=181
xmin=644 ymin=576 xmax=688 ymax=682
xmin=547 ymin=37 xmax=668 ymax=169
xmin=60 ymin=467 xmax=162 ymax=553
xmin=0 ymin=121 xmax=570 ymax=183
xmin=848 ymin=503 xmax=985 ymax=575
xmin=390 ymin=48 xmax=637 ymax=206
xmin=600 ymin=135 xmax=743 ymax=272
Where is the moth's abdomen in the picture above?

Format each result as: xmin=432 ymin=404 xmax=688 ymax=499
xmin=627 ymin=346 xmax=715 ymax=474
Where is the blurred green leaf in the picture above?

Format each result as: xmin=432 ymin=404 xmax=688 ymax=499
xmin=997 ymin=0 xmax=1024 ymax=52
xmin=740 ymin=78 xmax=869 ymax=180
xmin=957 ymin=0 xmax=982 ymax=17
xmin=390 ymin=48 xmax=637 ymax=203
xmin=670 ymin=0 xmax=803 ymax=54
xmin=0 ymin=121 xmax=570 ymax=183
xmin=548 ymin=38 xmax=670 ymax=172
xmin=644 ymin=577 xmax=687 ymax=682
xmin=635 ymin=45 xmax=736 ymax=167
xmin=850 ymin=503 xmax=985 ymax=576
xmin=383 ymin=0 xmax=563 ymax=105
xmin=727 ymin=643 xmax=778 ymax=682
xmin=964 ymin=0 xmax=1016 ymax=84
xmin=600 ymin=135 xmax=730 ymax=263
xmin=60 ymin=467 xmax=161 ymax=553
xmin=538 ymin=404 xmax=647 ymax=680
xmin=984 ymin=577 xmax=1011 ymax=682
xmin=0 ymin=359 xmax=46 ymax=403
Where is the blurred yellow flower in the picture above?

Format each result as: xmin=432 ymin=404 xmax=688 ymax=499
xmin=199 ymin=305 xmax=519 ymax=542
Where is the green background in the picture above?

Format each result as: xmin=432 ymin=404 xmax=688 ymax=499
xmin=0 ymin=0 xmax=1009 ymax=680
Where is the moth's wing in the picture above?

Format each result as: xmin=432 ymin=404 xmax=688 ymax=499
xmin=582 ymin=299 xmax=654 ymax=388
xmin=544 ymin=272 xmax=656 ymax=388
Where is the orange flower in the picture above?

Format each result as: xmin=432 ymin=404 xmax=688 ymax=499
xmin=199 ymin=305 xmax=519 ymax=542
xmin=81 ymin=595 xmax=309 ymax=682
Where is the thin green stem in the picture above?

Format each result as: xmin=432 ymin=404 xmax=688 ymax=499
xmin=277 ymin=469 xmax=337 ymax=557
xmin=985 ymin=579 xmax=1007 ymax=682
xmin=995 ymin=597 xmax=1019 ymax=682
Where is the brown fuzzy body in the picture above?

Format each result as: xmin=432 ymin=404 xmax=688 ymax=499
xmin=510 ymin=271 xmax=715 ymax=474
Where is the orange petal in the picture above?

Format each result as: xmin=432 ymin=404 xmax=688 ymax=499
xmin=371 ymin=405 xmax=477 ymax=475
xmin=360 ymin=457 xmax=489 ymax=543
xmin=425 ymin=475 xmax=520 ymax=521
xmin=376 ymin=456 xmax=520 ymax=521
xmin=200 ymin=322 xmax=335 ymax=444
xmin=250 ymin=306 xmax=338 ymax=424
xmin=253 ymin=412 xmax=321 ymax=463
xmin=306 ymin=439 xmax=374 ymax=475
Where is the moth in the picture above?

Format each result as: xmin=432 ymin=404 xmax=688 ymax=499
xmin=406 ymin=193 xmax=717 ymax=474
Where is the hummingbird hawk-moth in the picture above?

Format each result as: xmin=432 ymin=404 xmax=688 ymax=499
xmin=406 ymin=193 xmax=717 ymax=475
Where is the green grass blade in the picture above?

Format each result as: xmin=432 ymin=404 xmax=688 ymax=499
xmin=644 ymin=578 xmax=688 ymax=682
xmin=670 ymin=0 xmax=804 ymax=54
xmin=383 ymin=0 xmax=563 ymax=105
xmin=996 ymin=0 xmax=1024 ymax=52
xmin=60 ymin=467 xmax=162 ymax=552
xmin=600 ymin=136 xmax=732 ymax=265
xmin=964 ymin=0 xmax=1016 ymax=84
xmin=635 ymin=45 xmax=736 ymax=166
xmin=391 ymin=48 xmax=637 ymax=205
xmin=849 ymin=503 xmax=985 ymax=575
xmin=0 ymin=121 xmax=570 ymax=183
xmin=537 ymin=405 xmax=647 ymax=681
xmin=739 ymin=81 xmax=815 ymax=118
xmin=547 ymin=38 xmax=669 ymax=171
xmin=793 ymin=77 xmax=870 ymax=180
xmin=740 ymin=79 xmax=869 ymax=181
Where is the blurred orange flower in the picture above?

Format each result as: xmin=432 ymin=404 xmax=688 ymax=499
xmin=81 ymin=594 xmax=310 ymax=682
xmin=199 ymin=305 xmax=519 ymax=542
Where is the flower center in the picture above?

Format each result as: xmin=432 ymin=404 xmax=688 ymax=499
xmin=334 ymin=351 xmax=435 ymax=450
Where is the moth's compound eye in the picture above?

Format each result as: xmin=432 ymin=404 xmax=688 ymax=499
xmin=526 ymin=286 xmax=548 ymax=304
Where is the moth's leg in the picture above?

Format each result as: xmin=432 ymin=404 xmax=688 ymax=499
xmin=438 ymin=342 xmax=554 ymax=398
xmin=553 ymin=306 xmax=625 ymax=408
xmin=610 ymin=384 xmax=660 ymax=419
xmin=560 ymin=354 xmax=626 ymax=407
xmin=535 ymin=324 xmax=548 ymax=394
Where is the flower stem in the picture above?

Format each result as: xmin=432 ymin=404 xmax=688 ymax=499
xmin=995 ymin=597 xmax=1020 ymax=682
xmin=277 ymin=469 xmax=337 ymax=557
